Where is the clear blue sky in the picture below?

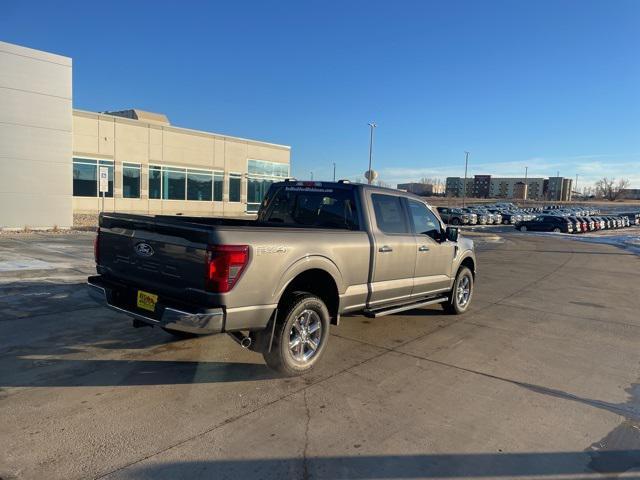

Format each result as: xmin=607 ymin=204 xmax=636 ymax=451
xmin=3 ymin=0 xmax=639 ymax=187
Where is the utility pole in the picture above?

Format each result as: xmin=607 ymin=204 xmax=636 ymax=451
xmin=462 ymin=151 xmax=470 ymax=208
xmin=367 ymin=122 xmax=377 ymax=184
xmin=524 ymin=166 xmax=528 ymax=204
xmin=333 ymin=162 xmax=336 ymax=182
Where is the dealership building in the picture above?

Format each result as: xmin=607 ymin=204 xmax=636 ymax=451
xmin=0 ymin=41 xmax=291 ymax=229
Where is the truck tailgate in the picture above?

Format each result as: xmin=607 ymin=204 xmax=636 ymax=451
xmin=98 ymin=214 xmax=210 ymax=299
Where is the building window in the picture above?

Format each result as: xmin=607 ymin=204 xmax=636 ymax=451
xmin=73 ymin=158 xmax=113 ymax=197
xmin=187 ymin=169 xmax=212 ymax=201
xmin=122 ymin=163 xmax=141 ymax=198
xmin=248 ymin=159 xmax=289 ymax=178
xmin=162 ymin=167 xmax=186 ymax=200
xmin=229 ymin=174 xmax=241 ymax=202
xmin=247 ymin=178 xmax=274 ymax=213
xmin=149 ymin=166 xmax=162 ymax=199
xmin=213 ymin=172 xmax=223 ymax=201
xmin=246 ymin=159 xmax=287 ymax=212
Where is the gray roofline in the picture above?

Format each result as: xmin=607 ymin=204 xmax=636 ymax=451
xmin=73 ymin=109 xmax=291 ymax=150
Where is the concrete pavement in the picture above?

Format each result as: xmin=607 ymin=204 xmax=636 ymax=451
xmin=0 ymin=231 xmax=639 ymax=479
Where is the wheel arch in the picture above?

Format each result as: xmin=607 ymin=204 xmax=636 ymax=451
xmin=274 ymin=257 xmax=343 ymax=324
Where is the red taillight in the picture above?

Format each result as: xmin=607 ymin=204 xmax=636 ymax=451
xmin=93 ymin=231 xmax=100 ymax=264
xmin=205 ymin=245 xmax=249 ymax=293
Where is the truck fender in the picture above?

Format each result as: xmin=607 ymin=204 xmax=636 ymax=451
xmin=272 ymin=255 xmax=344 ymax=304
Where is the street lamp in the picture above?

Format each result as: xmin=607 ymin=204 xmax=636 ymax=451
xmin=462 ymin=151 xmax=470 ymax=208
xmin=367 ymin=122 xmax=377 ymax=184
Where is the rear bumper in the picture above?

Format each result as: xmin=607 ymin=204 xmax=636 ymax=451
xmin=87 ymin=276 xmax=224 ymax=334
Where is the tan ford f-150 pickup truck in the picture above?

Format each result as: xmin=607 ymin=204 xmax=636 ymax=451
xmin=88 ymin=181 xmax=476 ymax=376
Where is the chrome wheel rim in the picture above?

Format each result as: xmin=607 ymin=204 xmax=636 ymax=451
xmin=289 ymin=309 xmax=322 ymax=363
xmin=456 ymin=275 xmax=471 ymax=307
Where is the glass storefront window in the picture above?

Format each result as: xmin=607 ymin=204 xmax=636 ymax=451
xmin=122 ymin=163 xmax=141 ymax=198
xmin=229 ymin=174 xmax=241 ymax=202
xmin=149 ymin=166 xmax=162 ymax=199
xmin=187 ymin=170 xmax=212 ymax=201
xmin=72 ymin=158 xmax=113 ymax=197
xmin=213 ymin=172 xmax=223 ymax=201
xmin=162 ymin=167 xmax=186 ymax=200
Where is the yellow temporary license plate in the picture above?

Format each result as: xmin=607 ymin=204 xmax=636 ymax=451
xmin=137 ymin=290 xmax=158 ymax=312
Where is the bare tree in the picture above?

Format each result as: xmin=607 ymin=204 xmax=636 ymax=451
xmin=594 ymin=177 xmax=630 ymax=201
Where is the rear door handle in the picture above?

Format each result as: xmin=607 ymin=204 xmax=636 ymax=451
xmin=418 ymin=245 xmax=430 ymax=252
xmin=378 ymin=245 xmax=393 ymax=253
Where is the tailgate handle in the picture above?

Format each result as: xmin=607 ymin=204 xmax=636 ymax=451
xmin=378 ymin=245 xmax=393 ymax=253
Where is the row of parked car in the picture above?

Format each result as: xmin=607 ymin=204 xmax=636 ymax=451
xmin=437 ymin=203 xmax=538 ymax=226
xmin=515 ymin=211 xmax=640 ymax=233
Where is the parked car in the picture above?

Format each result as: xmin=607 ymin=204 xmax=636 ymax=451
xmin=88 ymin=181 xmax=477 ymax=376
xmin=436 ymin=207 xmax=471 ymax=225
xmin=515 ymin=215 xmax=574 ymax=233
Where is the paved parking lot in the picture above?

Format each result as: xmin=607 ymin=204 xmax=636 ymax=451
xmin=1 ymin=230 xmax=639 ymax=479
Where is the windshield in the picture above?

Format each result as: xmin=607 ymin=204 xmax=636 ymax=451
xmin=258 ymin=184 xmax=360 ymax=230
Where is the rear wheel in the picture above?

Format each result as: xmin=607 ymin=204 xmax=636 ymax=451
xmin=451 ymin=218 xmax=461 ymax=225
xmin=442 ymin=266 xmax=474 ymax=315
xmin=552 ymin=227 xmax=561 ymax=233
xmin=262 ymin=293 xmax=330 ymax=376
xmin=519 ymin=225 xmax=527 ymax=232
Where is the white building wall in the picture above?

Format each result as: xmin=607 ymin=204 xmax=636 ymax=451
xmin=0 ymin=41 xmax=73 ymax=228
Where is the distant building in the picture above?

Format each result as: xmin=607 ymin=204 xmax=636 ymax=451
xmin=513 ymin=182 xmax=528 ymax=200
xmin=561 ymin=178 xmax=573 ymax=201
xmin=397 ymin=182 xmax=433 ymax=196
xmin=446 ymin=175 xmax=545 ymax=199
xmin=619 ymin=189 xmax=640 ymax=200
xmin=473 ymin=175 xmax=491 ymax=198
xmin=490 ymin=177 xmax=544 ymax=200
xmin=446 ymin=177 xmax=465 ymax=197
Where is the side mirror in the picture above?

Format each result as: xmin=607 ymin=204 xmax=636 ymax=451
xmin=445 ymin=226 xmax=459 ymax=242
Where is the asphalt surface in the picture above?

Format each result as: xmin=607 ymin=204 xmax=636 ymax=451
xmin=1 ymin=229 xmax=640 ymax=479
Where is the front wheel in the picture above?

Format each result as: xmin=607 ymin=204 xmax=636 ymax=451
xmin=552 ymin=227 xmax=561 ymax=233
xmin=451 ymin=218 xmax=461 ymax=225
xmin=442 ymin=266 xmax=474 ymax=315
xmin=519 ymin=225 xmax=527 ymax=232
xmin=262 ymin=294 xmax=330 ymax=376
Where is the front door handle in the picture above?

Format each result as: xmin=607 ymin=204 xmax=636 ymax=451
xmin=418 ymin=245 xmax=430 ymax=252
xmin=378 ymin=245 xmax=393 ymax=253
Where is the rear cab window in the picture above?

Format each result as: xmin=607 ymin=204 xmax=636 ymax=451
xmin=371 ymin=194 xmax=409 ymax=234
xmin=258 ymin=183 xmax=360 ymax=230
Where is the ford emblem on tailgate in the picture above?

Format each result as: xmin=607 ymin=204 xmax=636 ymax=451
xmin=134 ymin=242 xmax=155 ymax=257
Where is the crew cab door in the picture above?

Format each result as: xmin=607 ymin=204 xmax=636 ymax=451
xmin=367 ymin=192 xmax=417 ymax=308
xmin=408 ymin=199 xmax=455 ymax=296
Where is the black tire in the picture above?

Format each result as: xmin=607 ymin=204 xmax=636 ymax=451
xmin=519 ymin=225 xmax=527 ymax=232
xmin=262 ymin=293 xmax=330 ymax=376
xmin=161 ymin=327 xmax=198 ymax=339
xmin=451 ymin=218 xmax=461 ymax=225
xmin=442 ymin=266 xmax=474 ymax=315
xmin=552 ymin=227 xmax=561 ymax=233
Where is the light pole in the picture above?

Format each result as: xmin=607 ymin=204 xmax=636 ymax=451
xmin=575 ymin=173 xmax=579 ymax=200
xmin=524 ymin=166 xmax=528 ymax=204
xmin=462 ymin=151 xmax=470 ymax=208
xmin=367 ymin=122 xmax=377 ymax=184
xmin=333 ymin=162 xmax=336 ymax=182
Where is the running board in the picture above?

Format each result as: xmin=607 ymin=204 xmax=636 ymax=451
xmin=363 ymin=296 xmax=448 ymax=318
